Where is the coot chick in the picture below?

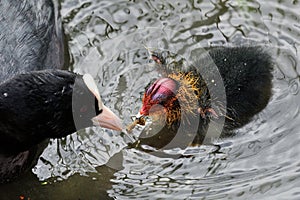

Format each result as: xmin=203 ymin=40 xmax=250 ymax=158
xmin=135 ymin=46 xmax=273 ymax=149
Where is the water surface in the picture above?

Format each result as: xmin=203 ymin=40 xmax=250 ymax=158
xmin=1 ymin=0 xmax=300 ymax=199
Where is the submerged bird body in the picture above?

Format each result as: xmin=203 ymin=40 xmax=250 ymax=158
xmin=137 ymin=47 xmax=273 ymax=148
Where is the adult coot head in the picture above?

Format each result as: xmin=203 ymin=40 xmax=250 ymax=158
xmin=0 ymin=70 xmax=123 ymax=154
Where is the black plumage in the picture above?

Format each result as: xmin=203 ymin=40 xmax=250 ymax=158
xmin=0 ymin=70 xmax=100 ymax=154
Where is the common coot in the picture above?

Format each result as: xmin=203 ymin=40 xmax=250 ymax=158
xmin=0 ymin=0 xmax=122 ymax=183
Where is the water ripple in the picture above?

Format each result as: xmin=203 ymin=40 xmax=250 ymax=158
xmin=11 ymin=0 xmax=300 ymax=199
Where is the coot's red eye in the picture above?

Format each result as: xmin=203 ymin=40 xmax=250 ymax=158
xmin=80 ymin=105 xmax=87 ymax=113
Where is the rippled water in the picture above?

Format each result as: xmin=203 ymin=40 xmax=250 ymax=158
xmin=2 ymin=0 xmax=300 ymax=199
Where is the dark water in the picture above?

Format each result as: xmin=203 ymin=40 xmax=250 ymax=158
xmin=2 ymin=0 xmax=300 ymax=199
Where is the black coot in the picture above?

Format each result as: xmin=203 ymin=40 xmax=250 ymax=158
xmin=0 ymin=0 xmax=122 ymax=183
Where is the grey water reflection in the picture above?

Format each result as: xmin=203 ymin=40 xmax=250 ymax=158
xmin=1 ymin=0 xmax=300 ymax=199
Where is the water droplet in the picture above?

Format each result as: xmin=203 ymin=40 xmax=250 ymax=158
xmin=289 ymin=79 xmax=299 ymax=95
xmin=124 ymin=8 xmax=130 ymax=14
xmin=202 ymin=27 xmax=209 ymax=33
xmin=274 ymin=67 xmax=285 ymax=80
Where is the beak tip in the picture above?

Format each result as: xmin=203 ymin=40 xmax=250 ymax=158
xmin=93 ymin=105 xmax=123 ymax=131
